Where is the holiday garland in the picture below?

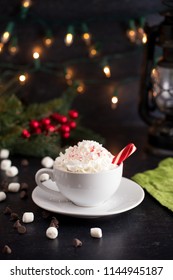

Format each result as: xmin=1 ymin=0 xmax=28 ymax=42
xmin=0 ymin=87 xmax=104 ymax=158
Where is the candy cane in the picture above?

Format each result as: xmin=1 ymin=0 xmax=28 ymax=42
xmin=112 ymin=143 xmax=137 ymax=165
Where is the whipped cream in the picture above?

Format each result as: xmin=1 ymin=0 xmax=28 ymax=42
xmin=54 ymin=140 xmax=116 ymax=173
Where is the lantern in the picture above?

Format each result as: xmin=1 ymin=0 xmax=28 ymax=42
xmin=139 ymin=0 xmax=173 ymax=155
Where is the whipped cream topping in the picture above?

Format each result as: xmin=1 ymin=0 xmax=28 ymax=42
xmin=54 ymin=140 xmax=116 ymax=173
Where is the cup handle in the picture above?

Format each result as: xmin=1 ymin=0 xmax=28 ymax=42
xmin=35 ymin=168 xmax=55 ymax=194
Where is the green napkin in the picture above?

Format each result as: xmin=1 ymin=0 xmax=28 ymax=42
xmin=132 ymin=157 xmax=173 ymax=212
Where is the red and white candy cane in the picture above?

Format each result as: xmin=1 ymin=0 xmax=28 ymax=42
xmin=112 ymin=143 xmax=137 ymax=165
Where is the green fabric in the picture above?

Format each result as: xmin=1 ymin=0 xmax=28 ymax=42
xmin=132 ymin=157 xmax=173 ymax=212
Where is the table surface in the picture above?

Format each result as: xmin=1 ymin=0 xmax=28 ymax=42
xmin=0 ymin=126 xmax=173 ymax=260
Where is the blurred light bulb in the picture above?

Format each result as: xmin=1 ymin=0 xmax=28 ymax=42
xmin=0 ymin=42 xmax=4 ymax=52
xmin=127 ymin=29 xmax=136 ymax=43
xmin=142 ymin=32 xmax=147 ymax=44
xmin=103 ymin=65 xmax=111 ymax=78
xmin=33 ymin=51 xmax=40 ymax=59
xmin=111 ymin=96 xmax=118 ymax=109
xmin=65 ymin=33 xmax=73 ymax=46
xmin=112 ymin=96 xmax=118 ymax=104
xmin=77 ymin=83 xmax=85 ymax=93
xmin=89 ymin=46 xmax=98 ymax=57
xmin=18 ymin=74 xmax=27 ymax=84
xmin=1 ymin=31 xmax=10 ymax=43
xmin=44 ymin=37 xmax=53 ymax=47
xmin=82 ymin=32 xmax=91 ymax=45
xmin=22 ymin=0 xmax=31 ymax=8
xmin=9 ymin=45 xmax=18 ymax=55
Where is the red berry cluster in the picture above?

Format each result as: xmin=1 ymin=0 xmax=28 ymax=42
xmin=21 ymin=110 xmax=79 ymax=139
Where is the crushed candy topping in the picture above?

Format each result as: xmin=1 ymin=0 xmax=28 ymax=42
xmin=54 ymin=140 xmax=116 ymax=173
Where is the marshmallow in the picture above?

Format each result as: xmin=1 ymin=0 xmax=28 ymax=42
xmin=40 ymin=173 xmax=50 ymax=181
xmin=8 ymin=182 xmax=20 ymax=192
xmin=0 ymin=191 xmax=7 ymax=202
xmin=90 ymin=227 xmax=102 ymax=238
xmin=22 ymin=212 xmax=34 ymax=223
xmin=0 ymin=149 xmax=10 ymax=159
xmin=46 ymin=227 xmax=58 ymax=239
xmin=41 ymin=156 xmax=54 ymax=168
xmin=0 ymin=159 xmax=12 ymax=170
xmin=6 ymin=166 xmax=18 ymax=177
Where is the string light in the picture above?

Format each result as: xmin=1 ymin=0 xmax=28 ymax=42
xmin=43 ymin=30 xmax=53 ymax=47
xmin=127 ymin=19 xmax=137 ymax=43
xmin=1 ymin=22 xmax=15 ymax=44
xmin=0 ymin=42 xmax=3 ymax=53
xmin=76 ymin=82 xmax=85 ymax=93
xmin=111 ymin=89 xmax=119 ymax=109
xmin=65 ymin=68 xmax=73 ymax=85
xmin=44 ymin=37 xmax=53 ymax=47
xmin=33 ymin=47 xmax=41 ymax=69
xmin=81 ymin=23 xmax=91 ymax=45
xmin=137 ymin=27 xmax=147 ymax=44
xmin=102 ymin=59 xmax=111 ymax=78
xmin=22 ymin=0 xmax=32 ymax=8
xmin=127 ymin=17 xmax=147 ymax=45
xmin=18 ymin=73 xmax=28 ymax=84
xmin=64 ymin=25 xmax=74 ymax=46
xmin=8 ymin=36 xmax=18 ymax=55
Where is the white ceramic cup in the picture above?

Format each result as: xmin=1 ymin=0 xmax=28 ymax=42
xmin=35 ymin=163 xmax=123 ymax=207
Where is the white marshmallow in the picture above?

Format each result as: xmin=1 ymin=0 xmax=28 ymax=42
xmin=0 ymin=191 xmax=7 ymax=202
xmin=6 ymin=166 xmax=18 ymax=177
xmin=41 ymin=156 xmax=54 ymax=168
xmin=22 ymin=212 xmax=34 ymax=223
xmin=90 ymin=227 xmax=102 ymax=238
xmin=8 ymin=182 xmax=20 ymax=192
xmin=40 ymin=173 xmax=50 ymax=181
xmin=0 ymin=159 xmax=12 ymax=170
xmin=46 ymin=227 xmax=58 ymax=239
xmin=0 ymin=149 xmax=10 ymax=159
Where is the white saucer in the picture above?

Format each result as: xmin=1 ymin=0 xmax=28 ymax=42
xmin=32 ymin=177 xmax=144 ymax=218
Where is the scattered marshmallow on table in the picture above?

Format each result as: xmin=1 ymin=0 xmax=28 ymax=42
xmin=0 ymin=191 xmax=7 ymax=202
xmin=0 ymin=149 xmax=10 ymax=159
xmin=0 ymin=159 xmax=12 ymax=171
xmin=41 ymin=156 xmax=54 ymax=168
xmin=8 ymin=182 xmax=20 ymax=193
xmin=22 ymin=212 xmax=34 ymax=223
xmin=90 ymin=227 xmax=102 ymax=238
xmin=46 ymin=227 xmax=58 ymax=239
xmin=6 ymin=166 xmax=19 ymax=177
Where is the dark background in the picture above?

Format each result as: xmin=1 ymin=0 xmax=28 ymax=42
xmin=0 ymin=0 xmax=165 ymax=139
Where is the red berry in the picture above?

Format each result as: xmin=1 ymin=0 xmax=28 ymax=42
xmin=22 ymin=129 xmax=31 ymax=138
xmin=29 ymin=120 xmax=40 ymax=129
xmin=60 ymin=124 xmax=70 ymax=133
xmin=62 ymin=132 xmax=70 ymax=138
xmin=41 ymin=118 xmax=51 ymax=126
xmin=68 ymin=120 xmax=76 ymax=129
xmin=69 ymin=110 xmax=79 ymax=119
xmin=46 ymin=124 xmax=56 ymax=132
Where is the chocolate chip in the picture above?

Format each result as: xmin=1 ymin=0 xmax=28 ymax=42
xmin=2 ymin=245 xmax=12 ymax=254
xmin=13 ymin=219 xmax=22 ymax=228
xmin=10 ymin=212 xmax=19 ymax=221
xmin=20 ymin=182 xmax=29 ymax=190
xmin=20 ymin=190 xmax=28 ymax=199
xmin=50 ymin=217 xmax=59 ymax=228
xmin=17 ymin=225 xmax=27 ymax=234
xmin=3 ymin=206 xmax=12 ymax=215
xmin=73 ymin=238 xmax=82 ymax=248
xmin=21 ymin=159 xmax=29 ymax=166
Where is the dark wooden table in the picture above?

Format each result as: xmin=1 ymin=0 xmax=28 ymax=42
xmin=0 ymin=126 xmax=173 ymax=260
